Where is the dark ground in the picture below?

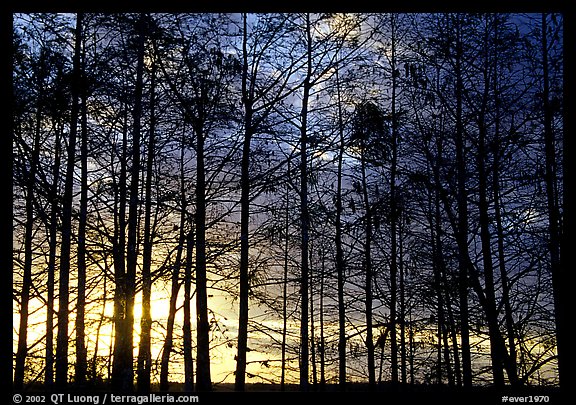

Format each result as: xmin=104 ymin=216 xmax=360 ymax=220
xmin=17 ymin=381 xmax=564 ymax=404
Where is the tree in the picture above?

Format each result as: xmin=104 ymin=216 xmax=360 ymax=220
xmin=540 ymin=12 xmax=564 ymax=387
xmin=235 ymin=12 xmax=253 ymax=391
xmin=75 ymin=16 xmax=90 ymax=385
xmin=13 ymin=34 xmax=45 ymax=391
xmin=386 ymin=14 xmax=401 ymax=386
xmin=136 ymin=33 xmax=157 ymax=393
xmin=153 ymin=14 xmax=242 ymax=391
xmin=351 ymin=100 xmax=389 ymax=389
xmin=182 ymin=226 xmax=195 ymax=392
xmin=490 ymin=14 xmax=518 ymax=386
xmin=234 ymin=12 xmax=305 ymax=391
xmin=159 ymin=135 xmax=189 ymax=392
xmin=55 ymin=13 xmax=83 ymax=389
xmin=112 ymin=12 xmax=147 ymax=392
xmin=298 ymin=13 xmax=313 ymax=391
xmin=334 ymin=57 xmax=347 ymax=391
xmin=453 ymin=15 xmax=473 ymax=388
xmin=190 ymin=41 xmax=211 ymax=395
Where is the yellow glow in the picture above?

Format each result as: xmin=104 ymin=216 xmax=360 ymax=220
xmin=13 ymin=274 xmax=558 ymax=387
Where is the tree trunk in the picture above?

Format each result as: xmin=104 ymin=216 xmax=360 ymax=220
xmin=159 ymin=236 xmax=184 ymax=392
xmin=399 ymin=225 xmax=407 ymax=386
xmin=490 ymin=17 xmax=518 ymax=384
xmin=473 ymin=122 xmax=519 ymax=386
xmin=432 ymin=134 xmax=455 ymax=387
xmin=435 ymin=202 xmax=453 ymax=386
xmin=453 ymin=15 xmax=473 ymax=388
xmin=137 ymin=53 xmax=156 ymax=393
xmin=183 ymin=227 xmax=195 ymax=392
xmin=235 ymin=13 xmax=252 ymax=391
xmin=111 ymin=94 xmax=128 ymax=391
xmin=14 ymin=59 xmax=45 ymax=390
xmin=121 ymin=13 xmax=146 ymax=392
xmin=91 ymin=271 xmax=108 ymax=384
xmin=280 ymin=160 xmax=290 ymax=392
xmin=541 ymin=13 xmax=565 ymax=388
xmin=298 ymin=12 xmax=312 ymax=392
xmin=477 ymin=19 xmax=519 ymax=385
xmin=310 ymin=245 xmax=317 ymax=389
xmin=334 ymin=56 xmax=347 ymax=392
xmin=45 ymin=123 xmax=62 ymax=390
xmin=160 ymin=130 xmax=188 ymax=392
xmin=360 ymin=139 xmax=376 ymax=389
xmin=55 ymin=13 xmax=83 ymax=389
xmin=195 ymin=90 xmax=212 ymax=393
xmin=389 ymin=16 xmax=399 ymax=386
xmin=408 ymin=310 xmax=415 ymax=385
xmin=429 ymin=187 xmax=442 ymax=385
xmin=319 ymin=247 xmax=326 ymax=390
xmin=112 ymin=13 xmax=146 ymax=392
xmin=443 ymin=268 xmax=462 ymax=387
xmin=432 ymin=65 xmax=461 ymax=388
xmin=477 ymin=120 xmax=506 ymax=387
xmin=75 ymin=43 xmax=88 ymax=387
xmin=493 ymin=181 xmax=518 ymax=383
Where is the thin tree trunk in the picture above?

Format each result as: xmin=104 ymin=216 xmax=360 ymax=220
xmin=377 ymin=328 xmax=389 ymax=384
xmin=360 ymin=140 xmax=376 ymax=389
xmin=298 ymin=12 xmax=312 ymax=392
xmin=91 ymin=271 xmax=108 ymax=383
xmin=429 ymin=189 xmax=442 ymax=385
xmin=75 ymin=42 xmax=88 ymax=387
xmin=280 ymin=160 xmax=290 ymax=392
xmin=160 ymin=131 xmax=188 ymax=392
xmin=492 ymin=79 xmax=518 ymax=387
xmin=183 ymin=227 xmax=195 ymax=392
xmin=453 ymin=14 xmax=473 ymax=388
xmin=111 ymin=95 xmax=128 ymax=391
xmin=432 ymin=190 xmax=454 ymax=387
xmin=235 ymin=13 xmax=252 ymax=391
xmin=541 ymin=12 xmax=565 ymax=388
xmin=137 ymin=53 xmax=156 ymax=393
xmin=117 ymin=13 xmax=146 ymax=392
xmin=309 ymin=245 xmax=317 ymax=389
xmin=108 ymin=321 xmax=114 ymax=382
xmin=433 ymin=69 xmax=461 ymax=388
xmin=399 ymin=224 xmax=407 ymax=386
xmin=476 ymin=18 xmax=509 ymax=386
xmin=14 ymin=62 xmax=45 ymax=390
xmin=434 ymin=183 xmax=454 ymax=387
xmin=195 ymin=87 xmax=212 ymax=392
xmin=408 ymin=308 xmax=415 ymax=385
xmin=319 ymin=247 xmax=326 ymax=390
xmin=490 ymin=18 xmax=517 ymax=371
xmin=431 ymin=134 xmax=454 ymax=387
xmin=55 ymin=13 xmax=83 ymax=389
xmin=441 ymin=316 xmax=454 ymax=387
xmin=389 ymin=16 xmax=399 ymax=387
xmin=45 ymin=123 xmax=62 ymax=390
xmin=477 ymin=20 xmax=519 ymax=385
xmin=443 ymin=271 xmax=462 ymax=388
xmin=159 ymin=241 xmax=184 ymax=392
xmin=477 ymin=119 xmax=506 ymax=387
xmin=434 ymin=139 xmax=463 ymax=387
xmin=334 ymin=56 xmax=347 ymax=392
